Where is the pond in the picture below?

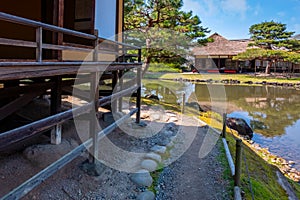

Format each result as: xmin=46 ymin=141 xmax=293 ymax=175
xmin=142 ymin=80 xmax=300 ymax=170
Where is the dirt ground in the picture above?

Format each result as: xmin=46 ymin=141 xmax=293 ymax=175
xmin=0 ymin=101 xmax=230 ymax=200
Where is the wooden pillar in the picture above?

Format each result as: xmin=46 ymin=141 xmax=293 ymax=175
xmin=36 ymin=27 xmax=42 ymax=62
xmin=89 ymin=72 xmax=100 ymax=163
xmin=112 ymin=71 xmax=119 ymax=113
xmin=89 ymin=31 xmax=100 ymax=163
xmin=51 ymin=76 xmax=62 ymax=144
xmin=218 ymin=56 xmax=221 ymax=68
xmin=136 ymin=49 xmax=142 ymax=123
xmin=53 ymin=0 xmax=64 ymax=60
xmin=118 ymin=70 xmax=124 ymax=112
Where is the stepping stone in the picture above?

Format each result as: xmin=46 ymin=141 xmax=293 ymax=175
xmin=137 ymin=191 xmax=155 ymax=200
xmin=150 ymin=145 xmax=167 ymax=154
xmin=130 ymin=170 xmax=153 ymax=187
xmin=141 ymin=159 xmax=158 ymax=172
xmin=145 ymin=153 xmax=162 ymax=163
xmin=158 ymin=138 xmax=170 ymax=146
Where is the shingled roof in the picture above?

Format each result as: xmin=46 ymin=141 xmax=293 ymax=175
xmin=193 ymin=33 xmax=251 ymax=56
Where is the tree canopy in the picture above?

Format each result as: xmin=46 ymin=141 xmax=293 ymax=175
xmin=249 ymin=21 xmax=295 ymax=49
xmin=234 ymin=21 xmax=300 ymax=74
xmin=124 ymin=0 xmax=210 ymax=75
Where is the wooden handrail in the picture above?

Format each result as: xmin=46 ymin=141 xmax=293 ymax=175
xmin=0 ymin=12 xmax=140 ymax=49
xmin=0 ymin=12 xmax=96 ymax=40
xmin=0 ymin=61 xmax=143 ymax=67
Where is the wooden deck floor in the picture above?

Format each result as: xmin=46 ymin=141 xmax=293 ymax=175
xmin=0 ymin=62 xmax=141 ymax=81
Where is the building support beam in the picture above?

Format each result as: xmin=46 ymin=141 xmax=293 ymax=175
xmin=51 ymin=76 xmax=62 ymax=144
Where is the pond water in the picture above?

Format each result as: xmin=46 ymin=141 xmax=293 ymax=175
xmin=142 ymin=80 xmax=300 ymax=170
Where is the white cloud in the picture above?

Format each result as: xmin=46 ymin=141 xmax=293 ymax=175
xmin=220 ymin=0 xmax=248 ymax=17
xmin=277 ymin=11 xmax=286 ymax=17
xmin=253 ymin=4 xmax=262 ymax=16
xmin=182 ymin=0 xmax=219 ymax=16
xmin=183 ymin=0 xmax=248 ymax=18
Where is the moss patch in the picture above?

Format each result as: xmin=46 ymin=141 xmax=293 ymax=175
xmin=201 ymin=111 xmax=296 ymax=200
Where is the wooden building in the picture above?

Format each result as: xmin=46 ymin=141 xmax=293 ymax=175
xmin=193 ymin=33 xmax=297 ymax=73
xmin=0 ymin=1 xmax=142 ymax=198
xmin=193 ymin=33 xmax=250 ymax=73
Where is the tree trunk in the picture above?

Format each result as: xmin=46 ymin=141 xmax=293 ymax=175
xmin=265 ymin=61 xmax=272 ymax=74
xmin=141 ymin=56 xmax=151 ymax=77
xmin=141 ymin=38 xmax=152 ymax=77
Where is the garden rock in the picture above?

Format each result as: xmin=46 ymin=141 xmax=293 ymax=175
xmin=150 ymin=145 xmax=167 ymax=154
xmin=145 ymin=153 xmax=162 ymax=163
xmin=136 ymin=191 xmax=155 ymax=200
xmin=141 ymin=159 xmax=158 ymax=172
xmin=130 ymin=170 xmax=153 ymax=187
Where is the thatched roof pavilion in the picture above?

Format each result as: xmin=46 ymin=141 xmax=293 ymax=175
xmin=193 ymin=33 xmax=250 ymax=56
xmin=192 ymin=33 xmax=251 ymax=72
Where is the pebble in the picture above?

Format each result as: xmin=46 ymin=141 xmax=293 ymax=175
xmin=168 ymin=117 xmax=178 ymax=122
xmin=166 ymin=113 xmax=177 ymax=117
xmin=141 ymin=159 xmax=158 ymax=172
xmin=130 ymin=170 xmax=153 ymax=187
xmin=150 ymin=145 xmax=167 ymax=154
xmin=289 ymin=161 xmax=295 ymax=165
xmin=136 ymin=191 xmax=155 ymax=200
xmin=145 ymin=153 xmax=162 ymax=163
xmin=158 ymin=138 xmax=170 ymax=146
xmin=150 ymin=113 xmax=161 ymax=121
xmin=163 ymin=130 xmax=173 ymax=138
xmin=166 ymin=141 xmax=174 ymax=147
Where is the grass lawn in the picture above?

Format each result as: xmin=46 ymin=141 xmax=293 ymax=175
xmin=155 ymin=73 xmax=300 ymax=84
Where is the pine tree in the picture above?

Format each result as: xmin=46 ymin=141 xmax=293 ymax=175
xmin=124 ymin=0 xmax=210 ymax=75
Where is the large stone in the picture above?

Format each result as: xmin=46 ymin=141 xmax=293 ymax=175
xmin=130 ymin=170 xmax=153 ymax=187
xmin=137 ymin=191 xmax=155 ymax=200
xmin=141 ymin=159 xmax=158 ymax=172
xmin=157 ymin=138 xmax=171 ymax=146
xmin=150 ymin=145 xmax=167 ymax=154
xmin=145 ymin=153 xmax=162 ymax=163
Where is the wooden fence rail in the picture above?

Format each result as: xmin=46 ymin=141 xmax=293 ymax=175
xmin=0 ymin=11 xmax=142 ymax=199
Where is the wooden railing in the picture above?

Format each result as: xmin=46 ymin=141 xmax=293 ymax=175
xmin=0 ymin=12 xmax=143 ymax=199
xmin=0 ymin=11 xmax=140 ymax=63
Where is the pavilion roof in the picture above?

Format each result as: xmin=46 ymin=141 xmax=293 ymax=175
xmin=193 ymin=33 xmax=251 ymax=56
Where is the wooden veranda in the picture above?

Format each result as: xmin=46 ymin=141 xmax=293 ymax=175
xmin=0 ymin=9 xmax=142 ymax=199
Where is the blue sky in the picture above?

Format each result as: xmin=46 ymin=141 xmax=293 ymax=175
xmin=182 ymin=0 xmax=300 ymax=39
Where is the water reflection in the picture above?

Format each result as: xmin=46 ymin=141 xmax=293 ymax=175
xmin=143 ymin=81 xmax=300 ymax=169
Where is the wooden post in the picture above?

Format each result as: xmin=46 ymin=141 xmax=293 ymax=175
xmin=89 ymin=31 xmax=100 ymax=163
xmin=57 ymin=0 xmax=64 ymax=60
xmin=234 ymin=139 xmax=242 ymax=187
xmin=52 ymin=0 xmax=64 ymax=60
xmin=181 ymin=92 xmax=185 ymax=114
xmin=89 ymin=72 xmax=100 ymax=163
xmin=112 ymin=71 xmax=119 ymax=113
xmin=136 ymin=49 xmax=142 ymax=123
xmin=36 ymin=27 xmax=42 ymax=62
xmin=93 ymin=30 xmax=99 ymax=61
xmin=51 ymin=76 xmax=62 ymax=144
xmin=221 ymin=113 xmax=227 ymax=138
xmin=118 ymin=70 xmax=124 ymax=112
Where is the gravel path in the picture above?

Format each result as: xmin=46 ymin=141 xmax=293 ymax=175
xmin=156 ymin=121 xmax=230 ymax=200
xmin=0 ymin=109 xmax=230 ymax=200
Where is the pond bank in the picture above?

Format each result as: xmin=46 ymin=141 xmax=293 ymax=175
xmin=199 ymin=112 xmax=300 ymax=199
xmin=150 ymin=73 xmax=300 ymax=88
